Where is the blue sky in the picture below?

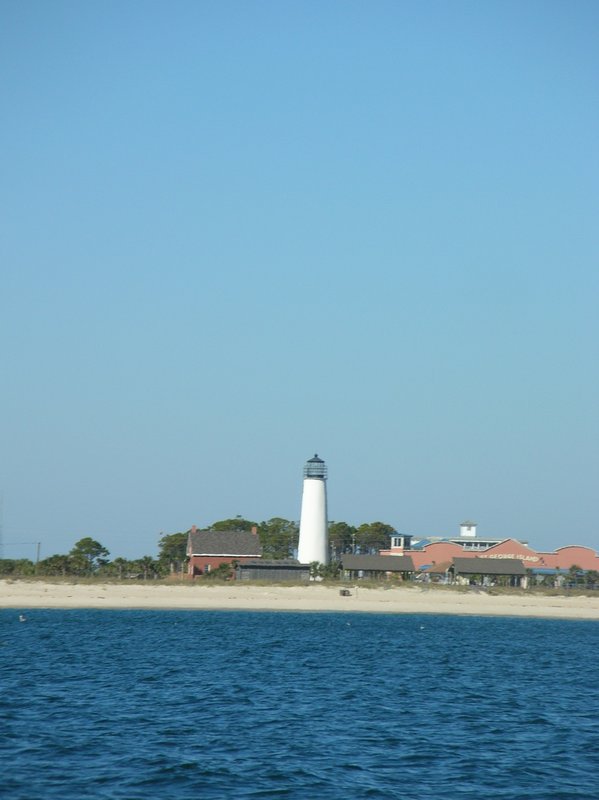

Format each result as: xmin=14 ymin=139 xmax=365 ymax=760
xmin=1 ymin=1 xmax=598 ymax=560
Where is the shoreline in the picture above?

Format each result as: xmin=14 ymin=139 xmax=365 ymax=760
xmin=2 ymin=580 xmax=599 ymax=619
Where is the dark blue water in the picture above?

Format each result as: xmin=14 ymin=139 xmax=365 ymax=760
xmin=1 ymin=610 xmax=598 ymax=799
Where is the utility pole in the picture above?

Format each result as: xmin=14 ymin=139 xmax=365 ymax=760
xmin=2 ymin=541 xmax=42 ymax=563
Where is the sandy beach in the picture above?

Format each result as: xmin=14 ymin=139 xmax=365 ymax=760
xmin=1 ymin=579 xmax=599 ymax=619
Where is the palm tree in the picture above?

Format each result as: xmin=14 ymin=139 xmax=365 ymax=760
xmin=112 ymin=557 xmax=129 ymax=580
xmin=138 ymin=556 xmax=156 ymax=580
xmin=567 ymin=564 xmax=583 ymax=587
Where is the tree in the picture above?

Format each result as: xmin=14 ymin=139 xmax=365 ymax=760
xmin=69 ymin=538 xmax=110 ymax=575
xmin=354 ymin=522 xmax=396 ymax=554
xmin=210 ymin=517 xmax=257 ymax=532
xmin=111 ymin=556 xmax=129 ymax=581
xmin=136 ymin=555 xmax=158 ymax=580
xmin=328 ymin=521 xmax=356 ymax=558
xmin=37 ymin=554 xmax=72 ymax=576
xmin=309 ymin=561 xmax=321 ymax=579
xmin=0 ymin=559 xmax=36 ymax=577
xmin=586 ymin=570 xmax=599 ymax=589
xmin=320 ymin=561 xmax=341 ymax=580
xmin=567 ymin=564 xmax=583 ymax=587
xmin=157 ymin=532 xmax=188 ymax=573
xmin=258 ymin=518 xmax=299 ymax=559
xmin=305 ymin=560 xmax=339 ymax=580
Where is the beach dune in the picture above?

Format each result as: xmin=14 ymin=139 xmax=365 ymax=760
xmin=2 ymin=580 xmax=599 ymax=619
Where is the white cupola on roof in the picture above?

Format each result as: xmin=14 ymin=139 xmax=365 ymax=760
xmin=459 ymin=521 xmax=477 ymax=538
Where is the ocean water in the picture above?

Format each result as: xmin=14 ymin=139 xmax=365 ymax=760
xmin=1 ymin=610 xmax=598 ymax=800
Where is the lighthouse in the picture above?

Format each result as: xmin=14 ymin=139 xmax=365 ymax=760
xmin=297 ymin=454 xmax=329 ymax=565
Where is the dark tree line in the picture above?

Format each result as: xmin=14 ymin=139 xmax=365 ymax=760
xmin=0 ymin=518 xmax=399 ymax=578
xmin=0 ymin=537 xmax=170 ymax=580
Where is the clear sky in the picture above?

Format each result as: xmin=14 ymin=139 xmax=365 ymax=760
xmin=1 ymin=1 xmax=598 ymax=561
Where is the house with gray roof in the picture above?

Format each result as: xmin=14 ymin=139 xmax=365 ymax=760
xmin=187 ymin=527 xmax=263 ymax=578
xmin=449 ymin=557 xmax=528 ymax=587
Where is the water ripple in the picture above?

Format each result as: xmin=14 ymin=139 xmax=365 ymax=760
xmin=1 ymin=610 xmax=598 ymax=799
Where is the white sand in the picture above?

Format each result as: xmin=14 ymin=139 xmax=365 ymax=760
xmin=2 ymin=580 xmax=599 ymax=619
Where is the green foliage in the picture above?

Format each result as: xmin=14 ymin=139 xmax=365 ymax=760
xmin=10 ymin=517 xmax=401 ymax=581
xmin=96 ymin=557 xmax=135 ymax=579
xmin=36 ymin=539 xmax=110 ymax=577
xmin=134 ymin=555 xmax=159 ymax=580
xmin=69 ymin=538 xmax=110 ymax=575
xmin=354 ymin=522 xmax=395 ymax=554
xmin=308 ymin=561 xmax=321 ymax=578
xmin=586 ymin=570 xmax=599 ymax=587
xmin=258 ymin=517 xmax=299 ymax=559
xmin=112 ymin=557 xmax=130 ymax=579
xmin=204 ymin=562 xmax=234 ymax=581
xmin=320 ymin=561 xmax=341 ymax=580
xmin=37 ymin=554 xmax=72 ymax=576
xmin=0 ymin=559 xmax=36 ymax=577
xmin=308 ymin=561 xmax=340 ymax=580
xmin=566 ymin=564 xmax=585 ymax=587
xmin=328 ymin=521 xmax=356 ymax=557
xmin=210 ymin=518 xmax=257 ymax=532
xmin=157 ymin=532 xmax=188 ymax=572
xmin=536 ymin=574 xmax=556 ymax=588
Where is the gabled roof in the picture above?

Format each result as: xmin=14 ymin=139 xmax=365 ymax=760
xmin=188 ymin=530 xmax=263 ymax=557
xmin=478 ymin=538 xmax=538 ymax=558
xmin=341 ymin=554 xmax=415 ymax=572
xmin=452 ymin=557 xmax=526 ymax=576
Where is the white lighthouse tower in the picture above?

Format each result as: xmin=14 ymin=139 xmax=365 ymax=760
xmin=297 ymin=454 xmax=329 ymax=565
